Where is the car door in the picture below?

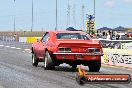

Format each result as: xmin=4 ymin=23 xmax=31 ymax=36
xmin=35 ymin=32 xmax=49 ymax=59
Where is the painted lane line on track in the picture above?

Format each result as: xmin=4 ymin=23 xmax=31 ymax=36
xmin=24 ymin=49 xmax=30 ymax=51
xmin=11 ymin=47 xmax=16 ymax=49
xmin=24 ymin=49 xmax=31 ymax=53
xmin=16 ymin=48 xmax=21 ymax=50
xmin=2 ymin=44 xmax=30 ymax=53
xmin=5 ymin=46 xmax=10 ymax=48
xmin=102 ymin=63 xmax=132 ymax=71
xmin=22 ymin=51 xmax=26 ymax=53
xmin=0 ymin=45 xmax=4 ymax=47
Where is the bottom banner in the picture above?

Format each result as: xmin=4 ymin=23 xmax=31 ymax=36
xmin=76 ymin=66 xmax=131 ymax=85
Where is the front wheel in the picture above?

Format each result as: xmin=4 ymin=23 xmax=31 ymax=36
xmin=32 ymin=53 xmax=38 ymax=66
xmin=44 ymin=51 xmax=55 ymax=70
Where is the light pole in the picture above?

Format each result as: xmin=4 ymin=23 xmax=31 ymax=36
xmin=94 ymin=0 xmax=95 ymax=17
xmin=82 ymin=5 xmax=85 ymax=30
xmin=31 ymin=0 xmax=34 ymax=32
xmin=14 ymin=0 xmax=16 ymax=32
xmin=55 ymin=0 xmax=58 ymax=30
xmin=93 ymin=0 xmax=96 ymax=32
xmin=14 ymin=17 xmax=16 ymax=32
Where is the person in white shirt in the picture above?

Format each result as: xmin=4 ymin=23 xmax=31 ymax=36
xmin=106 ymin=33 xmax=111 ymax=40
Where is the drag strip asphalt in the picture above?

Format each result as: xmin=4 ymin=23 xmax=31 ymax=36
xmin=0 ymin=42 xmax=131 ymax=88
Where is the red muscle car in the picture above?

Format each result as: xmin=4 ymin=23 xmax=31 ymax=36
xmin=127 ymin=32 xmax=132 ymax=37
xmin=31 ymin=30 xmax=103 ymax=72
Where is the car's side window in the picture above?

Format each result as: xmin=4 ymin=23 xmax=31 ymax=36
xmin=42 ymin=33 xmax=49 ymax=42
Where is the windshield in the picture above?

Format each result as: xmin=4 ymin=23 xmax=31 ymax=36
xmin=128 ymin=32 xmax=132 ymax=34
xmin=56 ymin=33 xmax=91 ymax=40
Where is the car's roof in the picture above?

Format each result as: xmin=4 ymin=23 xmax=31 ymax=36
xmin=49 ymin=30 xmax=87 ymax=34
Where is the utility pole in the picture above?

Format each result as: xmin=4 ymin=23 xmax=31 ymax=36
xmin=55 ymin=0 xmax=58 ymax=30
xmin=14 ymin=17 xmax=16 ymax=32
xmin=94 ymin=0 xmax=95 ymax=17
xmin=42 ymin=27 xmax=43 ymax=32
xmin=67 ymin=2 xmax=71 ymax=27
xmin=73 ymin=4 xmax=76 ymax=27
xmin=31 ymin=0 xmax=34 ymax=32
xmin=14 ymin=0 xmax=16 ymax=32
xmin=82 ymin=5 xmax=85 ymax=30
xmin=93 ymin=0 xmax=96 ymax=33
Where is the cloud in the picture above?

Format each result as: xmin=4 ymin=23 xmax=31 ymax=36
xmin=104 ymin=0 xmax=116 ymax=8
xmin=124 ymin=0 xmax=132 ymax=3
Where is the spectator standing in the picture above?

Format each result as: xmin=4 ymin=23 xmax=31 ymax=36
xmin=106 ymin=33 xmax=111 ymax=40
xmin=116 ymin=34 xmax=120 ymax=40
xmin=102 ymin=32 xmax=106 ymax=39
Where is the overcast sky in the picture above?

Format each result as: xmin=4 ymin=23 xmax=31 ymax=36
xmin=0 ymin=0 xmax=132 ymax=31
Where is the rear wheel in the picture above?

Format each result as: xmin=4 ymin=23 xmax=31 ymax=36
xmin=88 ymin=59 xmax=101 ymax=72
xmin=32 ymin=53 xmax=38 ymax=66
xmin=44 ymin=51 xmax=55 ymax=70
xmin=71 ymin=64 xmax=77 ymax=68
xmin=54 ymin=62 xmax=60 ymax=66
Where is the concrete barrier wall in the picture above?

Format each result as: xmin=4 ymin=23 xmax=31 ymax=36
xmin=27 ymin=37 xmax=42 ymax=43
xmin=121 ymin=42 xmax=132 ymax=49
xmin=0 ymin=31 xmax=45 ymax=37
xmin=19 ymin=37 xmax=42 ymax=43
xmin=19 ymin=37 xmax=27 ymax=43
xmin=102 ymin=48 xmax=132 ymax=69
xmin=0 ymin=36 xmax=16 ymax=42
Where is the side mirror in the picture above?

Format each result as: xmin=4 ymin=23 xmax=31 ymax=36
xmin=37 ymin=39 xmax=41 ymax=42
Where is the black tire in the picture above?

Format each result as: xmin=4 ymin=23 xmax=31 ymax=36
xmin=54 ymin=62 xmax=60 ymax=66
xmin=88 ymin=59 xmax=101 ymax=72
xmin=32 ymin=53 xmax=38 ymax=66
xmin=44 ymin=51 xmax=55 ymax=70
xmin=71 ymin=64 xmax=77 ymax=68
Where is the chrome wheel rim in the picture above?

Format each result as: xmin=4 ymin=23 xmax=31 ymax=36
xmin=44 ymin=56 xmax=47 ymax=68
xmin=32 ymin=54 xmax=35 ymax=64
